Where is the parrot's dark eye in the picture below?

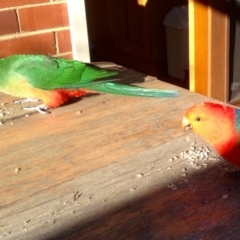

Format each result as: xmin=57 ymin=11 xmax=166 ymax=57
xmin=195 ymin=116 xmax=202 ymax=122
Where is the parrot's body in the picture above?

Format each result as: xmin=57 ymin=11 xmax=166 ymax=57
xmin=0 ymin=55 xmax=178 ymax=113
xmin=182 ymin=101 xmax=240 ymax=176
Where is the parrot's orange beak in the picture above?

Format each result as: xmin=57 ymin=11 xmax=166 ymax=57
xmin=182 ymin=116 xmax=192 ymax=130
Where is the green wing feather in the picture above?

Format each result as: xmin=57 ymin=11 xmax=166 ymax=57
xmin=6 ymin=55 xmax=119 ymax=89
xmin=0 ymin=54 xmax=178 ymax=98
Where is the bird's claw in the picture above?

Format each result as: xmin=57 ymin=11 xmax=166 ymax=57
xmin=224 ymin=170 xmax=240 ymax=178
xmin=23 ymin=104 xmax=50 ymax=114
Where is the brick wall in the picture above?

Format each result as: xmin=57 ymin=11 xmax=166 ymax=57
xmin=0 ymin=0 xmax=72 ymax=58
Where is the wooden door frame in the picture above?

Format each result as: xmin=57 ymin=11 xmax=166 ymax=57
xmin=67 ymin=0 xmax=90 ymax=62
xmin=189 ymin=0 xmax=229 ymax=102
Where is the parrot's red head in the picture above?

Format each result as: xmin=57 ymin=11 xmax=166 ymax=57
xmin=182 ymin=102 xmax=239 ymax=158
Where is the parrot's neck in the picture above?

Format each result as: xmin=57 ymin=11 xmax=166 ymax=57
xmin=213 ymin=135 xmax=240 ymax=166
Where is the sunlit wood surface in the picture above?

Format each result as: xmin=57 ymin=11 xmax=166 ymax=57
xmin=0 ymin=64 xmax=240 ymax=240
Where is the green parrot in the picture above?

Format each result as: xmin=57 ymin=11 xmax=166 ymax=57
xmin=0 ymin=54 xmax=178 ymax=114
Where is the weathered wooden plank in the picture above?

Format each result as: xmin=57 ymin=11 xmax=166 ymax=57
xmin=0 ymin=66 xmax=240 ymax=239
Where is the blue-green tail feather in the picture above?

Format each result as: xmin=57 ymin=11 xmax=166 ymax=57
xmin=84 ymin=82 xmax=178 ymax=98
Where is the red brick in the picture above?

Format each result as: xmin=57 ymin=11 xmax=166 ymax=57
xmin=56 ymin=29 xmax=72 ymax=53
xmin=0 ymin=32 xmax=56 ymax=57
xmin=0 ymin=0 xmax=49 ymax=9
xmin=0 ymin=10 xmax=19 ymax=35
xmin=19 ymin=3 xmax=69 ymax=32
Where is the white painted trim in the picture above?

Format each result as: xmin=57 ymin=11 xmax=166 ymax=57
xmin=67 ymin=0 xmax=90 ymax=62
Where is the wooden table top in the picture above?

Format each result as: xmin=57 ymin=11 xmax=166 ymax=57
xmin=1 ymin=65 xmax=240 ymax=240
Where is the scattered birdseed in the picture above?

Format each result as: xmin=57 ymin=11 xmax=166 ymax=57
xmin=76 ymin=110 xmax=83 ymax=114
xmin=136 ymin=173 xmax=144 ymax=178
xmin=170 ymin=143 xmax=220 ymax=172
xmin=182 ymin=145 xmax=217 ymax=168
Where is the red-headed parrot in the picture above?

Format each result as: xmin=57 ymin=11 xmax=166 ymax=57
xmin=0 ymin=55 xmax=178 ymax=114
xmin=182 ymin=101 xmax=240 ymax=177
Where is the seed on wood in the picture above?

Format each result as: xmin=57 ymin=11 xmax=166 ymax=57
xmin=203 ymin=147 xmax=211 ymax=153
xmin=193 ymin=164 xmax=201 ymax=169
xmin=203 ymin=152 xmax=209 ymax=158
xmin=15 ymin=167 xmax=21 ymax=173
xmin=189 ymin=155 xmax=197 ymax=160
xmin=136 ymin=173 xmax=144 ymax=178
xmin=130 ymin=186 xmax=137 ymax=191
xmin=22 ymin=226 xmax=28 ymax=231
xmin=198 ymin=152 xmax=205 ymax=160
xmin=202 ymin=163 xmax=208 ymax=168
xmin=188 ymin=150 xmax=197 ymax=156
xmin=190 ymin=146 xmax=196 ymax=151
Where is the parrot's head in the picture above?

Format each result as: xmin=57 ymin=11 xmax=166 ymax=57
xmin=182 ymin=102 xmax=211 ymax=138
xmin=182 ymin=101 xmax=237 ymax=149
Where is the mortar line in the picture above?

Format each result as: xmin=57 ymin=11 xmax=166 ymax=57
xmin=0 ymin=1 xmax=67 ymax=12
xmin=0 ymin=27 xmax=70 ymax=41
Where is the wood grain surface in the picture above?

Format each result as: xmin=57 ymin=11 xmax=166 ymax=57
xmin=0 ymin=65 xmax=240 ymax=240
